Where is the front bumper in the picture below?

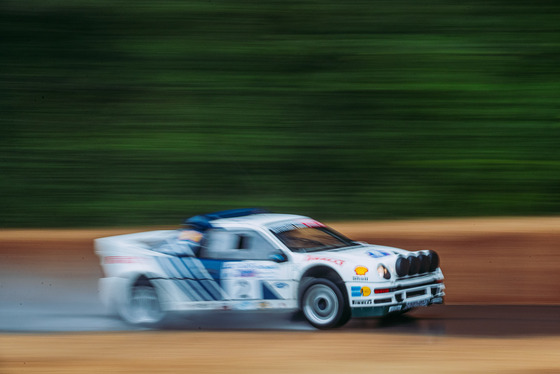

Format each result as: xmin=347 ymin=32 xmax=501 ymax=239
xmin=351 ymin=295 xmax=444 ymax=317
xmin=348 ymin=278 xmax=445 ymax=318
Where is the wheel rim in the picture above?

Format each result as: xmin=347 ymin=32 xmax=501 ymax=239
xmin=303 ymin=284 xmax=339 ymax=326
xmin=128 ymin=285 xmax=163 ymax=324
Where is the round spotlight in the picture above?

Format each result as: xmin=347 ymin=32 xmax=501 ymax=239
xmin=395 ymin=256 xmax=409 ymax=277
xmin=408 ymin=255 xmax=420 ymax=275
xmin=418 ymin=253 xmax=430 ymax=273
xmin=428 ymin=250 xmax=440 ymax=272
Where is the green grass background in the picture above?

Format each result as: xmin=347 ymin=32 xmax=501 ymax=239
xmin=1 ymin=0 xmax=559 ymax=227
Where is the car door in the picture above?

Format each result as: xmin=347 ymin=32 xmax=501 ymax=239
xmin=198 ymin=229 xmax=295 ymax=309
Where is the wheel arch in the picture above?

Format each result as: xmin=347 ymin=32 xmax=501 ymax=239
xmin=120 ymin=271 xmax=166 ymax=305
xmin=117 ymin=271 xmax=167 ymax=325
xmin=121 ymin=270 xmax=160 ymax=287
xmin=298 ymin=265 xmax=348 ymax=309
xmin=132 ymin=273 xmax=152 ymax=286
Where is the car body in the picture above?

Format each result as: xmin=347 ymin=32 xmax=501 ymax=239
xmin=95 ymin=208 xmax=445 ymax=329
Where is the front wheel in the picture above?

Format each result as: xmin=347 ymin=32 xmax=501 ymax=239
xmin=300 ymin=278 xmax=350 ymax=329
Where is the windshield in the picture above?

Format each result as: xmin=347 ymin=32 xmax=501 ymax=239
xmin=270 ymin=223 xmax=356 ymax=253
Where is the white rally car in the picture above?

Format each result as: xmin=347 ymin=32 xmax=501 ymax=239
xmin=95 ymin=209 xmax=444 ymax=329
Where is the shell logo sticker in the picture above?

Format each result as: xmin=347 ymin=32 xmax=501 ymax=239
xmin=355 ymin=266 xmax=369 ymax=276
xmin=361 ymin=286 xmax=371 ymax=297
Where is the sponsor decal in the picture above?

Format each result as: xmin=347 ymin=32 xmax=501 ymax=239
xmin=353 ymin=266 xmax=369 ymax=281
xmin=275 ymin=282 xmax=288 ymax=289
xmin=352 ymin=299 xmax=373 ymax=305
xmin=299 ymin=219 xmax=326 ymax=228
xmin=367 ymin=250 xmax=391 ymax=258
xmin=222 ymin=262 xmax=279 ymax=278
xmin=223 ymin=263 xmax=278 ymax=271
xmin=240 ymin=270 xmax=256 ymax=277
xmin=355 ymin=266 xmax=369 ymax=276
xmin=259 ymin=302 xmax=270 ymax=309
xmin=269 ymin=219 xmax=326 ymax=233
xmin=306 ymin=255 xmax=345 ymax=266
xmin=104 ymin=256 xmax=142 ymax=264
xmin=351 ymin=286 xmax=371 ymax=297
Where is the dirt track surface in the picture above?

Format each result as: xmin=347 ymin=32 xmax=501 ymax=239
xmin=1 ymin=217 xmax=560 ymax=373
xmin=1 ymin=332 xmax=559 ymax=374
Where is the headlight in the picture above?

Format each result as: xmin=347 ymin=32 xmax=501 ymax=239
xmin=377 ymin=264 xmax=391 ymax=279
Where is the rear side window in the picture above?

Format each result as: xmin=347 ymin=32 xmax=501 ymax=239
xmin=199 ymin=229 xmax=276 ymax=260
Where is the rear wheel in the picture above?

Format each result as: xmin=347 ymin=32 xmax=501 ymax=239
xmin=301 ymin=278 xmax=350 ymax=329
xmin=120 ymin=278 xmax=165 ymax=325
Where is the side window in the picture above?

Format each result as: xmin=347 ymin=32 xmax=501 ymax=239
xmin=199 ymin=229 xmax=276 ymax=260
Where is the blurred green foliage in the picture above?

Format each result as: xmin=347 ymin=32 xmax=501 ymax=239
xmin=1 ymin=0 xmax=559 ymax=227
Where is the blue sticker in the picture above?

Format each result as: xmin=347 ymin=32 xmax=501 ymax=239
xmin=275 ymin=282 xmax=288 ymax=289
xmin=351 ymin=286 xmax=362 ymax=297
xmin=367 ymin=250 xmax=391 ymax=258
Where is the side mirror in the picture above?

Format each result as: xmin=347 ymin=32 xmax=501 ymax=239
xmin=269 ymin=251 xmax=288 ymax=263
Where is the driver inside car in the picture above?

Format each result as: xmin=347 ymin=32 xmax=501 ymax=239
xmin=156 ymin=224 xmax=206 ymax=257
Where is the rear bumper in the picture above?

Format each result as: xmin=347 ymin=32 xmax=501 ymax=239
xmin=98 ymin=276 xmax=127 ymax=312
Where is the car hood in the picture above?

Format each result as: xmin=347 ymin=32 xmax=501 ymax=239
xmin=310 ymin=244 xmax=407 ymax=262
xmin=299 ymin=244 xmax=413 ymax=282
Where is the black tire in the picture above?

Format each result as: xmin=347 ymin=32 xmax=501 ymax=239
xmin=300 ymin=278 xmax=350 ymax=329
xmin=119 ymin=277 xmax=165 ymax=326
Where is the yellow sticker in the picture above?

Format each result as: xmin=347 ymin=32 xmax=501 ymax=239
xmin=355 ymin=266 xmax=369 ymax=276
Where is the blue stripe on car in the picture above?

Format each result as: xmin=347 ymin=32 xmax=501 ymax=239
xmin=158 ymin=257 xmax=213 ymax=301
xmin=262 ymin=282 xmax=281 ymax=300
xmin=156 ymin=257 xmax=201 ymax=301
xmin=180 ymin=257 xmax=224 ymax=301
xmin=171 ymin=257 xmax=215 ymax=301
